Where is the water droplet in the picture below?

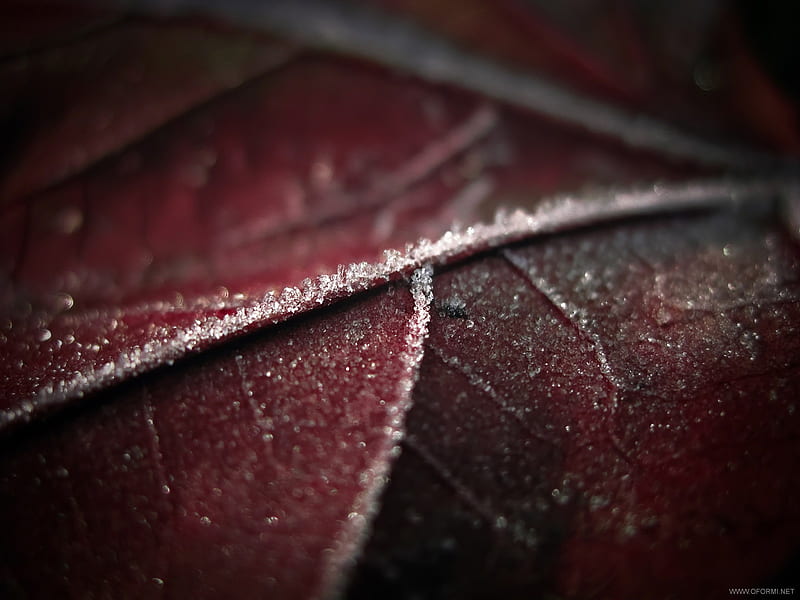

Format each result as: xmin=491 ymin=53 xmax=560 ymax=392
xmin=589 ymin=496 xmax=610 ymax=511
xmin=51 ymin=206 xmax=83 ymax=234
xmin=50 ymin=292 xmax=74 ymax=313
xmin=36 ymin=328 xmax=52 ymax=342
xmin=693 ymin=59 xmax=722 ymax=92
xmin=310 ymin=157 xmax=334 ymax=188
xmin=622 ymin=523 xmax=638 ymax=537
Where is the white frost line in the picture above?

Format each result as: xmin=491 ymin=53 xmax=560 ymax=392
xmin=8 ymin=176 xmax=798 ymax=430
xmin=318 ymin=265 xmax=433 ymax=600
xmin=125 ymin=0 xmax=793 ymax=170
xmin=401 ymin=265 xmax=435 ymax=403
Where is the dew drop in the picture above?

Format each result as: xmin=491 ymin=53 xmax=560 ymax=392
xmin=51 ymin=206 xmax=83 ymax=234
xmin=51 ymin=292 xmax=74 ymax=312
xmin=622 ymin=523 xmax=638 ymax=537
xmin=589 ymin=495 xmax=610 ymax=511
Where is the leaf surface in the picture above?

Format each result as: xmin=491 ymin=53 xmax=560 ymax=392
xmin=350 ymin=207 xmax=800 ymax=599
xmin=1 ymin=1 xmax=799 ymax=599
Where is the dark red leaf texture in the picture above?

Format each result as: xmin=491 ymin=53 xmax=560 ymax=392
xmin=1 ymin=278 xmax=434 ymax=599
xmin=1 ymin=1 xmax=800 ymax=599
xmin=349 ymin=207 xmax=800 ymax=599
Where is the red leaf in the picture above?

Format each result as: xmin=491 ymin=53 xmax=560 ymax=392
xmin=1 ymin=279 xmax=435 ymax=598
xmin=1 ymin=1 xmax=799 ymax=599
xmin=350 ymin=207 xmax=800 ymax=599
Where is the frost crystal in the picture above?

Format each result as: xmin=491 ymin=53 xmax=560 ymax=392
xmin=393 ymin=264 xmax=434 ymax=428
xmin=14 ymin=176 xmax=798 ymax=429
